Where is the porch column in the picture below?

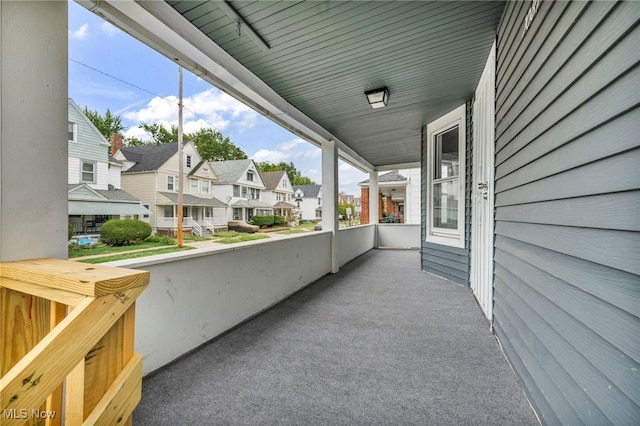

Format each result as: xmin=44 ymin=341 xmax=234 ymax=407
xmin=321 ymin=140 xmax=338 ymax=273
xmin=0 ymin=1 xmax=68 ymax=261
xmin=369 ymin=171 xmax=379 ymax=247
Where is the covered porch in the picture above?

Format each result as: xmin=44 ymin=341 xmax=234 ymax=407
xmin=134 ymin=249 xmax=536 ymax=424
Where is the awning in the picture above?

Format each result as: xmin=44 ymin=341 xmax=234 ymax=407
xmin=69 ymin=201 xmax=149 ymax=215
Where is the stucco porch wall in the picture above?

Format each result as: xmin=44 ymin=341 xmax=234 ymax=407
xmin=336 ymin=225 xmax=376 ymax=267
xmin=108 ymin=232 xmax=332 ymax=375
xmin=378 ymin=224 xmax=421 ymax=249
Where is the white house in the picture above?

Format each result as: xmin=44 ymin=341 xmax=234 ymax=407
xmin=67 ymin=98 xmax=147 ymax=235
xmin=259 ymin=170 xmax=296 ymax=218
xmin=210 ymin=159 xmax=273 ymax=222
xmin=113 ymin=139 xmax=227 ymax=236
xmin=292 ymin=185 xmax=322 ymax=222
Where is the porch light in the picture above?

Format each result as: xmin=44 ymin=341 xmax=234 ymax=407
xmin=365 ymin=87 xmax=389 ymax=108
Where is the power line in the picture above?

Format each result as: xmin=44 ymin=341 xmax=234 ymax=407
xmin=68 ymin=57 xmax=253 ymax=154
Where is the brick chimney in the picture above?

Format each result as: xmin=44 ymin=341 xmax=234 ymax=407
xmin=110 ymin=133 xmax=123 ymax=156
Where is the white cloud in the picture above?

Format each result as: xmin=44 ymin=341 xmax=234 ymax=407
xmin=101 ymin=21 xmax=119 ymax=37
xmin=120 ymin=88 xmax=258 ymax=141
xmin=252 ymin=138 xmax=319 ymax=163
xmin=70 ymin=23 xmax=89 ymax=40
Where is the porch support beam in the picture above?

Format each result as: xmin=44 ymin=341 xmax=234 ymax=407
xmin=369 ymin=171 xmax=379 ymax=248
xmin=0 ymin=1 xmax=68 ymax=261
xmin=322 ymin=140 xmax=339 ymax=273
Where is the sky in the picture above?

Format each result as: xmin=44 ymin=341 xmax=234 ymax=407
xmin=68 ymin=2 xmax=367 ymax=195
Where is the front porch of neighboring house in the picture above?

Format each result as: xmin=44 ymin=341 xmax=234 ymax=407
xmin=155 ymin=192 xmax=227 ymax=236
xmin=231 ymin=199 xmax=274 ymax=222
xmin=272 ymin=201 xmax=296 ymax=219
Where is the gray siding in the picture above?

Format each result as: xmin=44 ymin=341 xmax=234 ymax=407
xmin=494 ymin=1 xmax=640 ymax=424
xmin=421 ymin=101 xmax=473 ymax=285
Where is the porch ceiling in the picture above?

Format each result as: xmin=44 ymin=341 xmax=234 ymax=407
xmin=84 ymin=1 xmax=504 ymax=170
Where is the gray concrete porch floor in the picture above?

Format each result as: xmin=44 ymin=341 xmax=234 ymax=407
xmin=134 ymin=249 xmax=537 ymax=425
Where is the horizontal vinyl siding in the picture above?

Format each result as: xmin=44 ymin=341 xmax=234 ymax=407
xmin=421 ymin=101 xmax=472 ymax=286
xmin=494 ymin=1 xmax=640 ymax=424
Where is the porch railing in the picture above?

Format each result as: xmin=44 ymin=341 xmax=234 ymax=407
xmin=0 ymin=258 xmax=149 ymax=425
xmin=155 ymin=216 xmax=193 ymax=229
xmin=192 ymin=221 xmax=203 ymax=237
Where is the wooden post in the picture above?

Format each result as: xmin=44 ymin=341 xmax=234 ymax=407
xmin=0 ymin=258 xmax=149 ymax=426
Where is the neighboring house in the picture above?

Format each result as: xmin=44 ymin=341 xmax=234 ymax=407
xmin=260 ymin=170 xmax=296 ymax=218
xmin=67 ymin=98 xmax=147 ymax=235
xmin=210 ymin=159 xmax=272 ymax=222
xmin=358 ymin=168 xmax=421 ymax=224
xmin=292 ymin=185 xmax=322 ymax=222
xmin=113 ymin=139 xmax=227 ymax=236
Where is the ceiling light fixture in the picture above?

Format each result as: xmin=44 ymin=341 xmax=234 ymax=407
xmin=365 ymin=87 xmax=390 ymax=108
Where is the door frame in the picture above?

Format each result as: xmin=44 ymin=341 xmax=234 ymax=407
xmin=470 ymin=42 xmax=496 ymax=321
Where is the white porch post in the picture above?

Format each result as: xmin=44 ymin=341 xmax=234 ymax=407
xmin=369 ymin=171 xmax=379 ymax=248
xmin=322 ymin=140 xmax=338 ymax=273
xmin=0 ymin=1 xmax=68 ymax=261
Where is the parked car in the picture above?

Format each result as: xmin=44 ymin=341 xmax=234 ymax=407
xmin=314 ymin=221 xmax=322 ymax=231
xmin=227 ymin=220 xmax=259 ymax=233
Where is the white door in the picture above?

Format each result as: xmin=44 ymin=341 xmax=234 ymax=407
xmin=471 ymin=42 xmax=495 ymax=321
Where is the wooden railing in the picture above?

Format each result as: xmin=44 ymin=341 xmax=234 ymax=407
xmin=0 ymin=258 xmax=149 ymax=425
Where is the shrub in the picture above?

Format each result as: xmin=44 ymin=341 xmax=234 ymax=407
xmin=68 ymin=223 xmax=75 ymax=240
xmin=273 ymin=215 xmax=285 ymax=226
xmin=250 ymin=215 xmax=275 ymax=227
xmin=100 ymin=219 xmax=152 ymax=246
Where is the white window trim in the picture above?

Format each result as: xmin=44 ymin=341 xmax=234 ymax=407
xmin=167 ymin=175 xmax=178 ymax=192
xmin=81 ymin=161 xmax=96 ymax=183
xmin=189 ymin=178 xmax=199 ymax=193
xmin=425 ymin=104 xmax=466 ymax=248
xmin=68 ymin=122 xmax=77 ymax=143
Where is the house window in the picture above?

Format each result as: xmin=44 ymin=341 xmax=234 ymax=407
xmin=246 ymin=171 xmax=254 ymax=182
xmin=250 ymin=188 xmax=260 ymax=200
xmin=241 ymin=186 xmax=248 ymax=198
xmin=190 ymin=178 xmax=198 ymax=193
xmin=233 ymin=185 xmax=240 ymax=197
xmin=247 ymin=208 xmax=254 ymax=220
xmin=68 ymin=122 xmax=77 ymax=143
xmin=186 ymin=155 xmax=192 ymax=168
xmin=425 ymin=104 xmax=466 ymax=248
xmin=233 ymin=208 xmax=242 ymax=220
xmin=81 ymin=161 xmax=95 ymax=183
xmin=163 ymin=205 xmax=174 ymax=217
xmin=201 ymin=180 xmax=210 ymax=194
xmin=167 ymin=176 xmax=176 ymax=191
xmin=142 ymin=204 xmax=150 ymax=220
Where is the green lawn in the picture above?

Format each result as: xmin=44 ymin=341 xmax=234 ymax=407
xmin=68 ymin=239 xmax=175 ymax=258
xmin=75 ymin=246 xmax=195 ymax=264
xmin=214 ymin=232 xmax=270 ymax=244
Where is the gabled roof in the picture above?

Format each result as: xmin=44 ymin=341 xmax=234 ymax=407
xmin=293 ymin=184 xmax=322 ymax=198
xmin=119 ymin=142 xmax=183 ymax=173
xmin=260 ymin=170 xmax=288 ymax=191
xmin=210 ymin=159 xmax=258 ymax=184
xmin=68 ymin=98 xmax=110 ymax=147
xmin=358 ymin=170 xmax=407 ymax=186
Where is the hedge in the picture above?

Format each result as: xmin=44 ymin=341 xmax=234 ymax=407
xmin=100 ymin=219 xmax=152 ymax=246
xmin=250 ymin=215 xmax=285 ymax=227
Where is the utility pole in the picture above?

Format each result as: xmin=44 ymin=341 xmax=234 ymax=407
xmin=177 ymin=66 xmax=184 ymax=248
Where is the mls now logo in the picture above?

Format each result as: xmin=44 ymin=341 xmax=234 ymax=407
xmin=3 ymin=409 xmax=56 ymax=419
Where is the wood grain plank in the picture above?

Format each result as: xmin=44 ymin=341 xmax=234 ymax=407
xmin=0 ymin=285 xmax=145 ymax=422
xmin=0 ymin=258 xmax=149 ymax=297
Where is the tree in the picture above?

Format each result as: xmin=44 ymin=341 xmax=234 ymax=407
xmin=190 ymin=128 xmax=247 ymax=161
xmin=139 ymin=122 xmax=178 ymax=144
xmin=83 ymin=107 xmax=124 ymax=140
xmin=256 ymin=161 xmax=316 ymax=185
